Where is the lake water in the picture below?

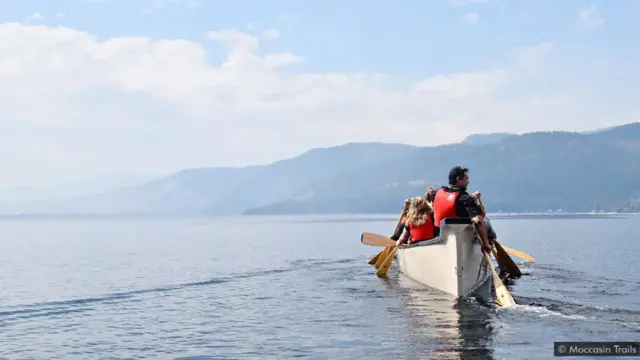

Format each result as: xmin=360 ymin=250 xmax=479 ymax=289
xmin=0 ymin=214 xmax=638 ymax=360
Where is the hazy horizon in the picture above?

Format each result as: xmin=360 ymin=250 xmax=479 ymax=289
xmin=1 ymin=121 xmax=634 ymax=190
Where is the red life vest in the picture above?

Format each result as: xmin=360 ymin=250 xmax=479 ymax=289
xmin=433 ymin=187 xmax=459 ymax=227
xmin=408 ymin=215 xmax=435 ymax=242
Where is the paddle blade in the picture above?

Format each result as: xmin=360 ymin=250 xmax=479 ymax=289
xmin=368 ymin=249 xmax=383 ymax=265
xmin=484 ymin=253 xmax=517 ymax=308
xmin=361 ymin=232 xmax=397 ymax=247
xmin=491 ymin=248 xmax=507 ymax=272
xmin=375 ymin=246 xmax=391 ymax=269
xmin=502 ymin=245 xmax=535 ymax=263
xmin=494 ymin=283 xmax=517 ymax=307
xmin=376 ymin=246 xmax=398 ymax=277
xmin=493 ymin=241 xmax=522 ymax=278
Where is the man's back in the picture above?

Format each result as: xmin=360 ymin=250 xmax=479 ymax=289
xmin=433 ymin=185 xmax=483 ymax=226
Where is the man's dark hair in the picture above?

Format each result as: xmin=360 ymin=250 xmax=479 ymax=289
xmin=448 ymin=166 xmax=469 ymax=185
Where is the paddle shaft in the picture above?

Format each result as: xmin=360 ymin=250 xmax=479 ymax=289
xmin=369 ymin=201 xmax=409 ymax=266
xmin=475 ymin=195 xmax=523 ymax=275
xmin=371 ymin=200 xmax=411 ymax=273
xmin=483 ymin=252 xmax=517 ymax=307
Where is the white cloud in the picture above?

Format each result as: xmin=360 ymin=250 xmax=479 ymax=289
xmin=579 ymin=4 xmax=604 ymax=28
xmin=56 ymin=12 xmax=66 ymax=19
xmin=462 ymin=12 xmax=480 ymax=24
xmin=0 ymin=22 xmax=635 ymax=187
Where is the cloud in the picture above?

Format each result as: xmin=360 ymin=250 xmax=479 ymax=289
xmin=56 ymin=12 xmax=66 ymax=19
xmin=579 ymin=4 xmax=604 ymax=28
xmin=0 ymin=22 xmax=634 ymax=186
xmin=462 ymin=12 xmax=480 ymax=24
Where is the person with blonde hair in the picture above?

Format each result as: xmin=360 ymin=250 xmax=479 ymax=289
xmin=395 ymin=197 xmax=436 ymax=245
xmin=390 ymin=197 xmax=416 ymax=241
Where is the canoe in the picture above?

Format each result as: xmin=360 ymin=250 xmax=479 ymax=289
xmin=395 ymin=218 xmax=492 ymax=302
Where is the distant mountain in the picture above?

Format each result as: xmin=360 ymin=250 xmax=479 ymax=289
xmin=0 ymin=172 xmax=160 ymax=202
xmin=462 ymin=132 xmax=513 ymax=145
xmin=203 ymin=142 xmax=419 ymax=215
xmin=0 ymin=167 xmax=263 ymax=215
xmin=244 ymin=123 xmax=640 ymax=214
xmin=0 ymin=143 xmax=418 ymax=215
xmin=1 ymin=123 xmax=638 ymax=216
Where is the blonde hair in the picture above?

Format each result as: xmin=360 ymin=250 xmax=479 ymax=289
xmin=405 ymin=197 xmax=433 ymax=227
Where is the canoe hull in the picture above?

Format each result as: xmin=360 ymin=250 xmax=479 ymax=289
xmin=396 ymin=218 xmax=491 ymax=301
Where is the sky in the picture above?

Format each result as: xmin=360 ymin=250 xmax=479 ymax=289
xmin=0 ymin=0 xmax=639 ymax=187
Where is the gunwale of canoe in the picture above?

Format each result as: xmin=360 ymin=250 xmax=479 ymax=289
xmin=396 ymin=218 xmax=491 ymax=300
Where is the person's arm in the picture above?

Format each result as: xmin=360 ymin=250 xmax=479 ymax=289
xmin=395 ymin=227 xmax=410 ymax=246
xmin=474 ymin=218 xmax=492 ymax=254
xmin=472 ymin=191 xmax=486 ymax=216
xmin=390 ymin=222 xmax=405 ymax=240
xmin=460 ymin=194 xmax=492 ymax=253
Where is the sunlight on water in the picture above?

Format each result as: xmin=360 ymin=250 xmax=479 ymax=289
xmin=0 ymin=214 xmax=638 ymax=359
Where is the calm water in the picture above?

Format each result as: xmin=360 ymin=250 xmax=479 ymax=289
xmin=0 ymin=214 xmax=638 ymax=360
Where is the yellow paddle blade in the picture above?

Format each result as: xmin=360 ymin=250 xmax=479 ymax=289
xmin=484 ymin=253 xmax=516 ymax=308
xmin=376 ymin=246 xmax=398 ymax=277
xmin=501 ymin=245 xmax=535 ymax=263
xmin=361 ymin=232 xmax=397 ymax=247
xmin=368 ymin=250 xmax=383 ymax=265
xmin=375 ymin=246 xmax=390 ymax=269
xmin=494 ymin=281 xmax=517 ymax=308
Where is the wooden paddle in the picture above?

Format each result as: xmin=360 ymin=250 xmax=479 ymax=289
xmin=484 ymin=252 xmax=517 ymax=308
xmin=500 ymin=244 xmax=535 ymax=263
xmin=376 ymin=242 xmax=399 ymax=277
xmin=374 ymin=246 xmax=391 ymax=268
xmin=473 ymin=195 xmax=535 ymax=263
xmin=375 ymin=199 xmax=415 ymax=275
xmin=475 ymin=196 xmax=522 ymax=278
xmin=491 ymin=248 xmax=508 ymax=273
xmin=368 ymin=201 xmax=409 ymax=266
xmin=367 ymin=247 xmax=384 ymax=265
xmin=361 ymin=232 xmax=397 ymax=247
xmin=492 ymin=240 xmax=522 ymax=278
xmin=493 ymin=240 xmax=522 ymax=277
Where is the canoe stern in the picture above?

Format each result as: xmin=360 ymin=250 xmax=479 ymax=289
xmin=396 ymin=218 xmax=491 ymax=300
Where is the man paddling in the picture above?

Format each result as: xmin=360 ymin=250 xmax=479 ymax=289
xmin=432 ymin=166 xmax=492 ymax=254
xmin=471 ymin=191 xmax=498 ymax=241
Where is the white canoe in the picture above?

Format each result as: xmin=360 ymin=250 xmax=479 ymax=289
xmin=396 ymin=218 xmax=492 ymax=302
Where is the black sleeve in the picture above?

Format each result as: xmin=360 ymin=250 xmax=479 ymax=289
xmin=459 ymin=193 xmax=483 ymax=219
xmin=390 ymin=224 xmax=406 ymax=240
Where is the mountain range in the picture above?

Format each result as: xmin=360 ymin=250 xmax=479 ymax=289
xmin=1 ymin=122 xmax=639 ymax=215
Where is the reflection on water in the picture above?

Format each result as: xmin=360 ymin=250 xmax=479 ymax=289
xmin=394 ymin=275 xmax=496 ymax=360
xmin=1 ymin=215 xmax=638 ymax=359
